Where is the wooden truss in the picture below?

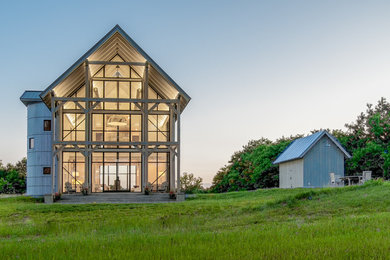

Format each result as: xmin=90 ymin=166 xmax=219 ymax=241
xmin=50 ymin=60 xmax=181 ymax=194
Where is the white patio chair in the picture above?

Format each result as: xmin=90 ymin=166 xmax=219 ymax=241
xmin=330 ymin=172 xmax=336 ymax=186
xmin=362 ymin=171 xmax=372 ymax=183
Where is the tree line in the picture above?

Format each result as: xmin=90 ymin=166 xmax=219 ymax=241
xmin=210 ymin=97 xmax=390 ymax=192
xmin=0 ymin=158 xmax=26 ymax=194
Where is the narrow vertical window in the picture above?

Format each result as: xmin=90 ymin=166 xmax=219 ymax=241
xmin=29 ymin=138 xmax=34 ymax=149
xmin=44 ymin=120 xmax=51 ymax=131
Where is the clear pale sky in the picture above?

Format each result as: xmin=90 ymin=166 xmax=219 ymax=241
xmin=1 ymin=1 xmax=390 ymax=184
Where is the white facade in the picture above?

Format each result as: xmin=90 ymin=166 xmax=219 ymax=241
xmin=279 ymin=159 xmax=304 ymax=188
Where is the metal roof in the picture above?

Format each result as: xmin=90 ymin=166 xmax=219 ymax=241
xmin=273 ymin=130 xmax=351 ymax=164
xmin=20 ymin=91 xmax=43 ymax=106
xmin=40 ymin=24 xmax=191 ymax=110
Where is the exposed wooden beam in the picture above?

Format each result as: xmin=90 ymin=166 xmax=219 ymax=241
xmin=88 ymin=60 xmax=147 ymax=66
xmin=53 ymin=96 xmax=179 ymax=104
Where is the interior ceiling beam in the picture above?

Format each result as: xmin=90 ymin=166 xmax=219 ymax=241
xmin=53 ymin=97 xmax=179 ymax=104
xmin=90 ymin=77 xmax=143 ymax=82
xmin=88 ymin=60 xmax=146 ymax=66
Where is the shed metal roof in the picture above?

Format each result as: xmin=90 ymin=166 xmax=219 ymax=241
xmin=273 ymin=130 xmax=351 ymax=164
xmin=20 ymin=91 xmax=43 ymax=106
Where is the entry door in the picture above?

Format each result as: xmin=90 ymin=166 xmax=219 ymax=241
xmin=103 ymin=163 xmax=130 ymax=192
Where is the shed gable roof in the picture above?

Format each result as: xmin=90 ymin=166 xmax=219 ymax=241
xmin=273 ymin=130 xmax=351 ymax=164
xmin=40 ymin=24 xmax=190 ymax=110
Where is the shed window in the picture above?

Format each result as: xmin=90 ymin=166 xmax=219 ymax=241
xmin=29 ymin=138 xmax=34 ymax=149
xmin=43 ymin=167 xmax=51 ymax=175
xmin=44 ymin=120 xmax=51 ymax=131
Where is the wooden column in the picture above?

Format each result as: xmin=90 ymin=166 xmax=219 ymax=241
xmin=176 ymin=99 xmax=181 ymax=193
xmin=169 ymin=106 xmax=175 ymax=192
xmin=51 ymin=92 xmax=56 ymax=195
xmin=142 ymin=62 xmax=149 ymax=192
xmin=84 ymin=61 xmax=92 ymax=193
xmin=58 ymin=104 xmax=63 ymax=194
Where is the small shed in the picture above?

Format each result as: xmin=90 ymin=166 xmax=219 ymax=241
xmin=273 ymin=130 xmax=351 ymax=188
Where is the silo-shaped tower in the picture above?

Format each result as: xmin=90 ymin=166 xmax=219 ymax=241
xmin=20 ymin=91 xmax=55 ymax=196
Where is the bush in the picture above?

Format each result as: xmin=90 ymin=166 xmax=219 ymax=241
xmin=0 ymin=158 xmax=26 ymax=194
xmin=180 ymin=172 xmax=204 ymax=194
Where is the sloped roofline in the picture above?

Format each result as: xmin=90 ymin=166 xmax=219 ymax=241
xmin=273 ymin=130 xmax=352 ymax=165
xmin=40 ymin=24 xmax=191 ymax=103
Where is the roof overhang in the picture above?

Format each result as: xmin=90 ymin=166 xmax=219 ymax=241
xmin=40 ymin=25 xmax=191 ymax=111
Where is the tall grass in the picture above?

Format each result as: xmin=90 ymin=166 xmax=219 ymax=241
xmin=1 ymin=181 xmax=390 ymax=259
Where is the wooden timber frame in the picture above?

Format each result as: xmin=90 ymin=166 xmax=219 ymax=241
xmin=50 ymin=60 xmax=182 ymax=195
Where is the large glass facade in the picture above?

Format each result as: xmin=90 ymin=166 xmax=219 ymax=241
xmin=60 ymin=54 xmax=171 ymax=193
xmin=92 ymin=152 xmax=142 ymax=192
xmin=92 ymin=114 xmax=142 ymax=147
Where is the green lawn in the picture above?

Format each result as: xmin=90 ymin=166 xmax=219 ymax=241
xmin=1 ymin=181 xmax=390 ymax=259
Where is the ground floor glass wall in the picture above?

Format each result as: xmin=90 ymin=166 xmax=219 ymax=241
xmin=62 ymin=152 xmax=85 ymax=193
xmin=62 ymin=151 xmax=170 ymax=193
xmin=92 ymin=152 xmax=142 ymax=192
xmin=147 ymin=153 xmax=169 ymax=192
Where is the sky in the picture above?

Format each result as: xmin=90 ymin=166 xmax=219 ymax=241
xmin=1 ymin=1 xmax=390 ymax=184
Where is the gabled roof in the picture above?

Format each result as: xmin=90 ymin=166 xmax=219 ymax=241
xmin=20 ymin=91 xmax=43 ymax=106
xmin=273 ymin=130 xmax=351 ymax=164
xmin=40 ymin=24 xmax=190 ymax=110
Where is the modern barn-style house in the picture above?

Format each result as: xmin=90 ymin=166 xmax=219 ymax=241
xmin=20 ymin=25 xmax=191 ymax=197
xmin=273 ymin=131 xmax=351 ymax=188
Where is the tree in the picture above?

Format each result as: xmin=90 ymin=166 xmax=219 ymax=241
xmin=0 ymin=158 xmax=27 ymax=194
xmin=343 ymin=98 xmax=390 ymax=177
xmin=210 ymin=135 xmax=302 ymax=192
xmin=180 ymin=172 xmax=204 ymax=194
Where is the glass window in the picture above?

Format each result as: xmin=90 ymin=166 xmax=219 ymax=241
xmin=131 ymin=82 xmax=142 ymax=99
xmin=92 ymin=81 xmax=104 ymax=98
xmin=44 ymin=120 xmax=51 ymax=131
xmin=29 ymin=138 xmax=34 ymax=149
xmin=43 ymin=167 xmax=51 ymax=175
xmin=62 ymin=152 xmax=85 ymax=193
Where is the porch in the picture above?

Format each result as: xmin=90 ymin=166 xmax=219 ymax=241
xmin=57 ymin=192 xmax=179 ymax=204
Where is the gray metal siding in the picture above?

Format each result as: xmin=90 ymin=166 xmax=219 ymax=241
xmin=303 ymin=135 xmax=345 ymax=188
xmin=26 ymin=102 xmax=56 ymax=196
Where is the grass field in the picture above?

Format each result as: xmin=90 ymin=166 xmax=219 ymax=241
xmin=1 ymin=180 xmax=390 ymax=259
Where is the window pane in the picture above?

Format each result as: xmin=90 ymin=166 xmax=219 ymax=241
xmin=76 ymin=131 xmax=85 ymax=141
xmin=92 ymin=152 xmax=103 ymax=162
xmin=93 ymin=131 xmax=103 ymax=141
xmin=148 ymin=115 xmax=158 ymax=131
xmin=105 ymin=152 xmax=117 ymax=162
xmin=92 ymin=81 xmax=103 ymax=98
xmin=131 ymin=132 xmax=141 ymax=142
xmin=76 ymin=114 xmax=85 ymax=130
xmin=131 ymin=82 xmax=142 ymax=98
xmin=105 ymin=132 xmax=117 ymax=142
xmin=92 ymin=114 xmax=103 ymax=130
xmin=118 ymin=152 xmax=129 ymax=162
xmin=119 ymin=82 xmax=130 ymax=98
xmin=131 ymin=115 xmax=141 ymax=131
xmin=63 ymin=114 xmax=75 ymax=130
xmin=148 ymin=87 xmax=158 ymax=99
xmin=119 ymin=132 xmax=129 ymax=142
xmin=105 ymin=82 xmax=117 ymax=98
xmin=158 ymin=132 xmax=168 ymax=142
xmin=131 ymin=153 xmax=141 ymax=162
xmin=148 ymin=132 xmax=157 ymax=142
xmin=44 ymin=120 xmax=51 ymax=131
